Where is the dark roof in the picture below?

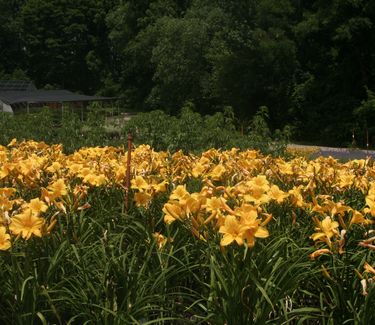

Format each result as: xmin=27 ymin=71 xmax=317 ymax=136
xmin=0 ymin=90 xmax=114 ymax=105
xmin=0 ymin=80 xmax=37 ymax=91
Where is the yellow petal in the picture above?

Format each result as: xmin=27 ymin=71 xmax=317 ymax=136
xmin=255 ymin=227 xmax=269 ymax=238
xmin=220 ymin=234 xmax=235 ymax=246
xmin=164 ymin=214 xmax=176 ymax=224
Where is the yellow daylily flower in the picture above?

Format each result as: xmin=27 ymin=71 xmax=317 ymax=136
xmin=209 ymin=164 xmax=226 ymax=181
xmin=0 ymin=226 xmax=11 ymax=250
xmin=163 ymin=203 xmax=184 ymax=224
xmin=153 ymin=180 xmax=168 ymax=193
xmin=9 ymin=209 xmax=45 ymax=240
xmin=7 ymin=138 xmax=17 ymax=147
xmin=364 ymin=262 xmax=375 ymax=277
xmin=169 ymin=185 xmax=190 ymax=202
xmin=205 ymin=196 xmax=227 ymax=212
xmin=184 ymin=196 xmax=203 ymax=215
xmin=289 ymin=186 xmax=305 ymax=208
xmin=365 ymin=195 xmax=375 ymax=217
xmin=0 ymin=187 xmax=16 ymax=198
xmin=83 ymin=173 xmax=107 ymax=186
xmin=350 ymin=210 xmax=373 ymax=226
xmin=131 ymin=176 xmax=149 ymax=191
xmin=67 ymin=163 xmax=82 ymax=175
xmin=243 ymin=185 xmax=270 ymax=205
xmin=268 ymin=185 xmax=288 ymax=203
xmin=46 ymin=161 xmax=63 ymax=173
xmin=247 ymin=175 xmax=270 ymax=191
xmin=191 ymin=163 xmax=205 ymax=178
xmin=219 ymin=215 xmax=244 ymax=246
xmin=48 ymin=179 xmax=68 ymax=198
xmin=0 ymin=196 xmax=14 ymax=212
xmin=28 ymin=198 xmax=48 ymax=215
xmin=153 ymin=232 xmax=167 ymax=249
xmin=336 ymin=173 xmax=354 ymax=189
xmin=311 ymin=216 xmax=339 ymax=248
xmin=239 ymin=209 xmax=269 ymax=247
xmin=309 ymin=248 xmax=332 ymax=260
xmin=134 ymin=192 xmax=152 ymax=207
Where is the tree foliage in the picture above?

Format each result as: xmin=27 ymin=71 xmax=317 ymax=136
xmin=1 ymin=0 xmax=375 ymax=146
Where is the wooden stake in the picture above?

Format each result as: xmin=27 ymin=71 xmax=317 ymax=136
xmin=125 ymin=132 xmax=133 ymax=211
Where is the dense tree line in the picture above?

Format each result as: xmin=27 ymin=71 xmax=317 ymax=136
xmin=1 ymin=0 xmax=375 ymax=146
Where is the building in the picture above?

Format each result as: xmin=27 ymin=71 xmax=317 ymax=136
xmin=0 ymin=80 xmax=114 ymax=116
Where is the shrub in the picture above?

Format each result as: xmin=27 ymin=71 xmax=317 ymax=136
xmin=123 ymin=104 xmax=291 ymax=155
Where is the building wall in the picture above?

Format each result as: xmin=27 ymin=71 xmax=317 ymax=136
xmin=0 ymin=100 xmax=13 ymax=113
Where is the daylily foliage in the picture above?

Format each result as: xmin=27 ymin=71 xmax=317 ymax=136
xmin=1 ymin=139 xmax=375 ymax=322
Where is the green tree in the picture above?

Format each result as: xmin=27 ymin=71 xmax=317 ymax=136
xmin=147 ymin=14 xmax=213 ymax=112
xmin=206 ymin=0 xmax=297 ymax=127
xmin=353 ymin=88 xmax=375 ymax=148
xmin=107 ymin=0 xmax=192 ymax=111
xmin=107 ymin=0 xmax=157 ymax=111
xmin=292 ymin=0 xmax=375 ymax=145
xmin=108 ymin=0 xmax=297 ymax=127
xmin=20 ymin=0 xmax=117 ymax=93
xmin=0 ymin=0 xmax=25 ymax=77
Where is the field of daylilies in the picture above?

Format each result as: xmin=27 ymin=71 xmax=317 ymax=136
xmin=1 ymin=139 xmax=375 ymax=324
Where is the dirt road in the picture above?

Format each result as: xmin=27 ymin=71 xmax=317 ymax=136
xmin=288 ymin=144 xmax=375 ymax=160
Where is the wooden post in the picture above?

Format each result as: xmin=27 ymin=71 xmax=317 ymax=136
xmin=125 ymin=132 xmax=133 ymax=211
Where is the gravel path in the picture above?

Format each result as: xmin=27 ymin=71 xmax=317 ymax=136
xmin=288 ymin=144 xmax=375 ymax=160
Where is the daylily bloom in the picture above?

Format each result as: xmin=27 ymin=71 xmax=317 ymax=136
xmin=153 ymin=180 xmax=168 ymax=193
xmin=219 ymin=210 xmax=269 ymax=248
xmin=153 ymin=232 xmax=167 ymax=249
xmin=268 ymin=185 xmax=288 ymax=203
xmin=0 ymin=226 xmax=11 ymax=250
xmin=365 ymin=195 xmax=375 ymax=217
xmin=350 ymin=210 xmax=373 ymax=226
xmin=247 ymin=175 xmax=270 ymax=191
xmin=364 ymin=262 xmax=375 ymax=277
xmin=134 ymin=192 xmax=152 ymax=207
xmin=289 ymin=186 xmax=305 ymax=208
xmin=240 ymin=211 xmax=269 ymax=248
xmin=83 ymin=173 xmax=107 ymax=186
xmin=48 ymin=179 xmax=68 ymax=198
xmin=209 ymin=164 xmax=226 ymax=181
xmin=219 ymin=215 xmax=244 ymax=246
xmin=311 ymin=216 xmax=339 ymax=248
xmin=163 ymin=203 xmax=184 ymax=224
xmin=184 ymin=195 xmax=203 ymax=215
xmin=46 ymin=161 xmax=63 ymax=173
xmin=169 ymin=185 xmax=190 ymax=203
xmin=28 ymin=198 xmax=48 ymax=215
xmin=9 ymin=209 xmax=45 ymax=240
xmin=205 ymin=197 xmax=227 ymax=212
xmin=309 ymin=248 xmax=332 ymax=260
xmin=191 ymin=163 xmax=205 ymax=178
xmin=336 ymin=173 xmax=354 ymax=189
xmin=131 ymin=176 xmax=149 ymax=191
